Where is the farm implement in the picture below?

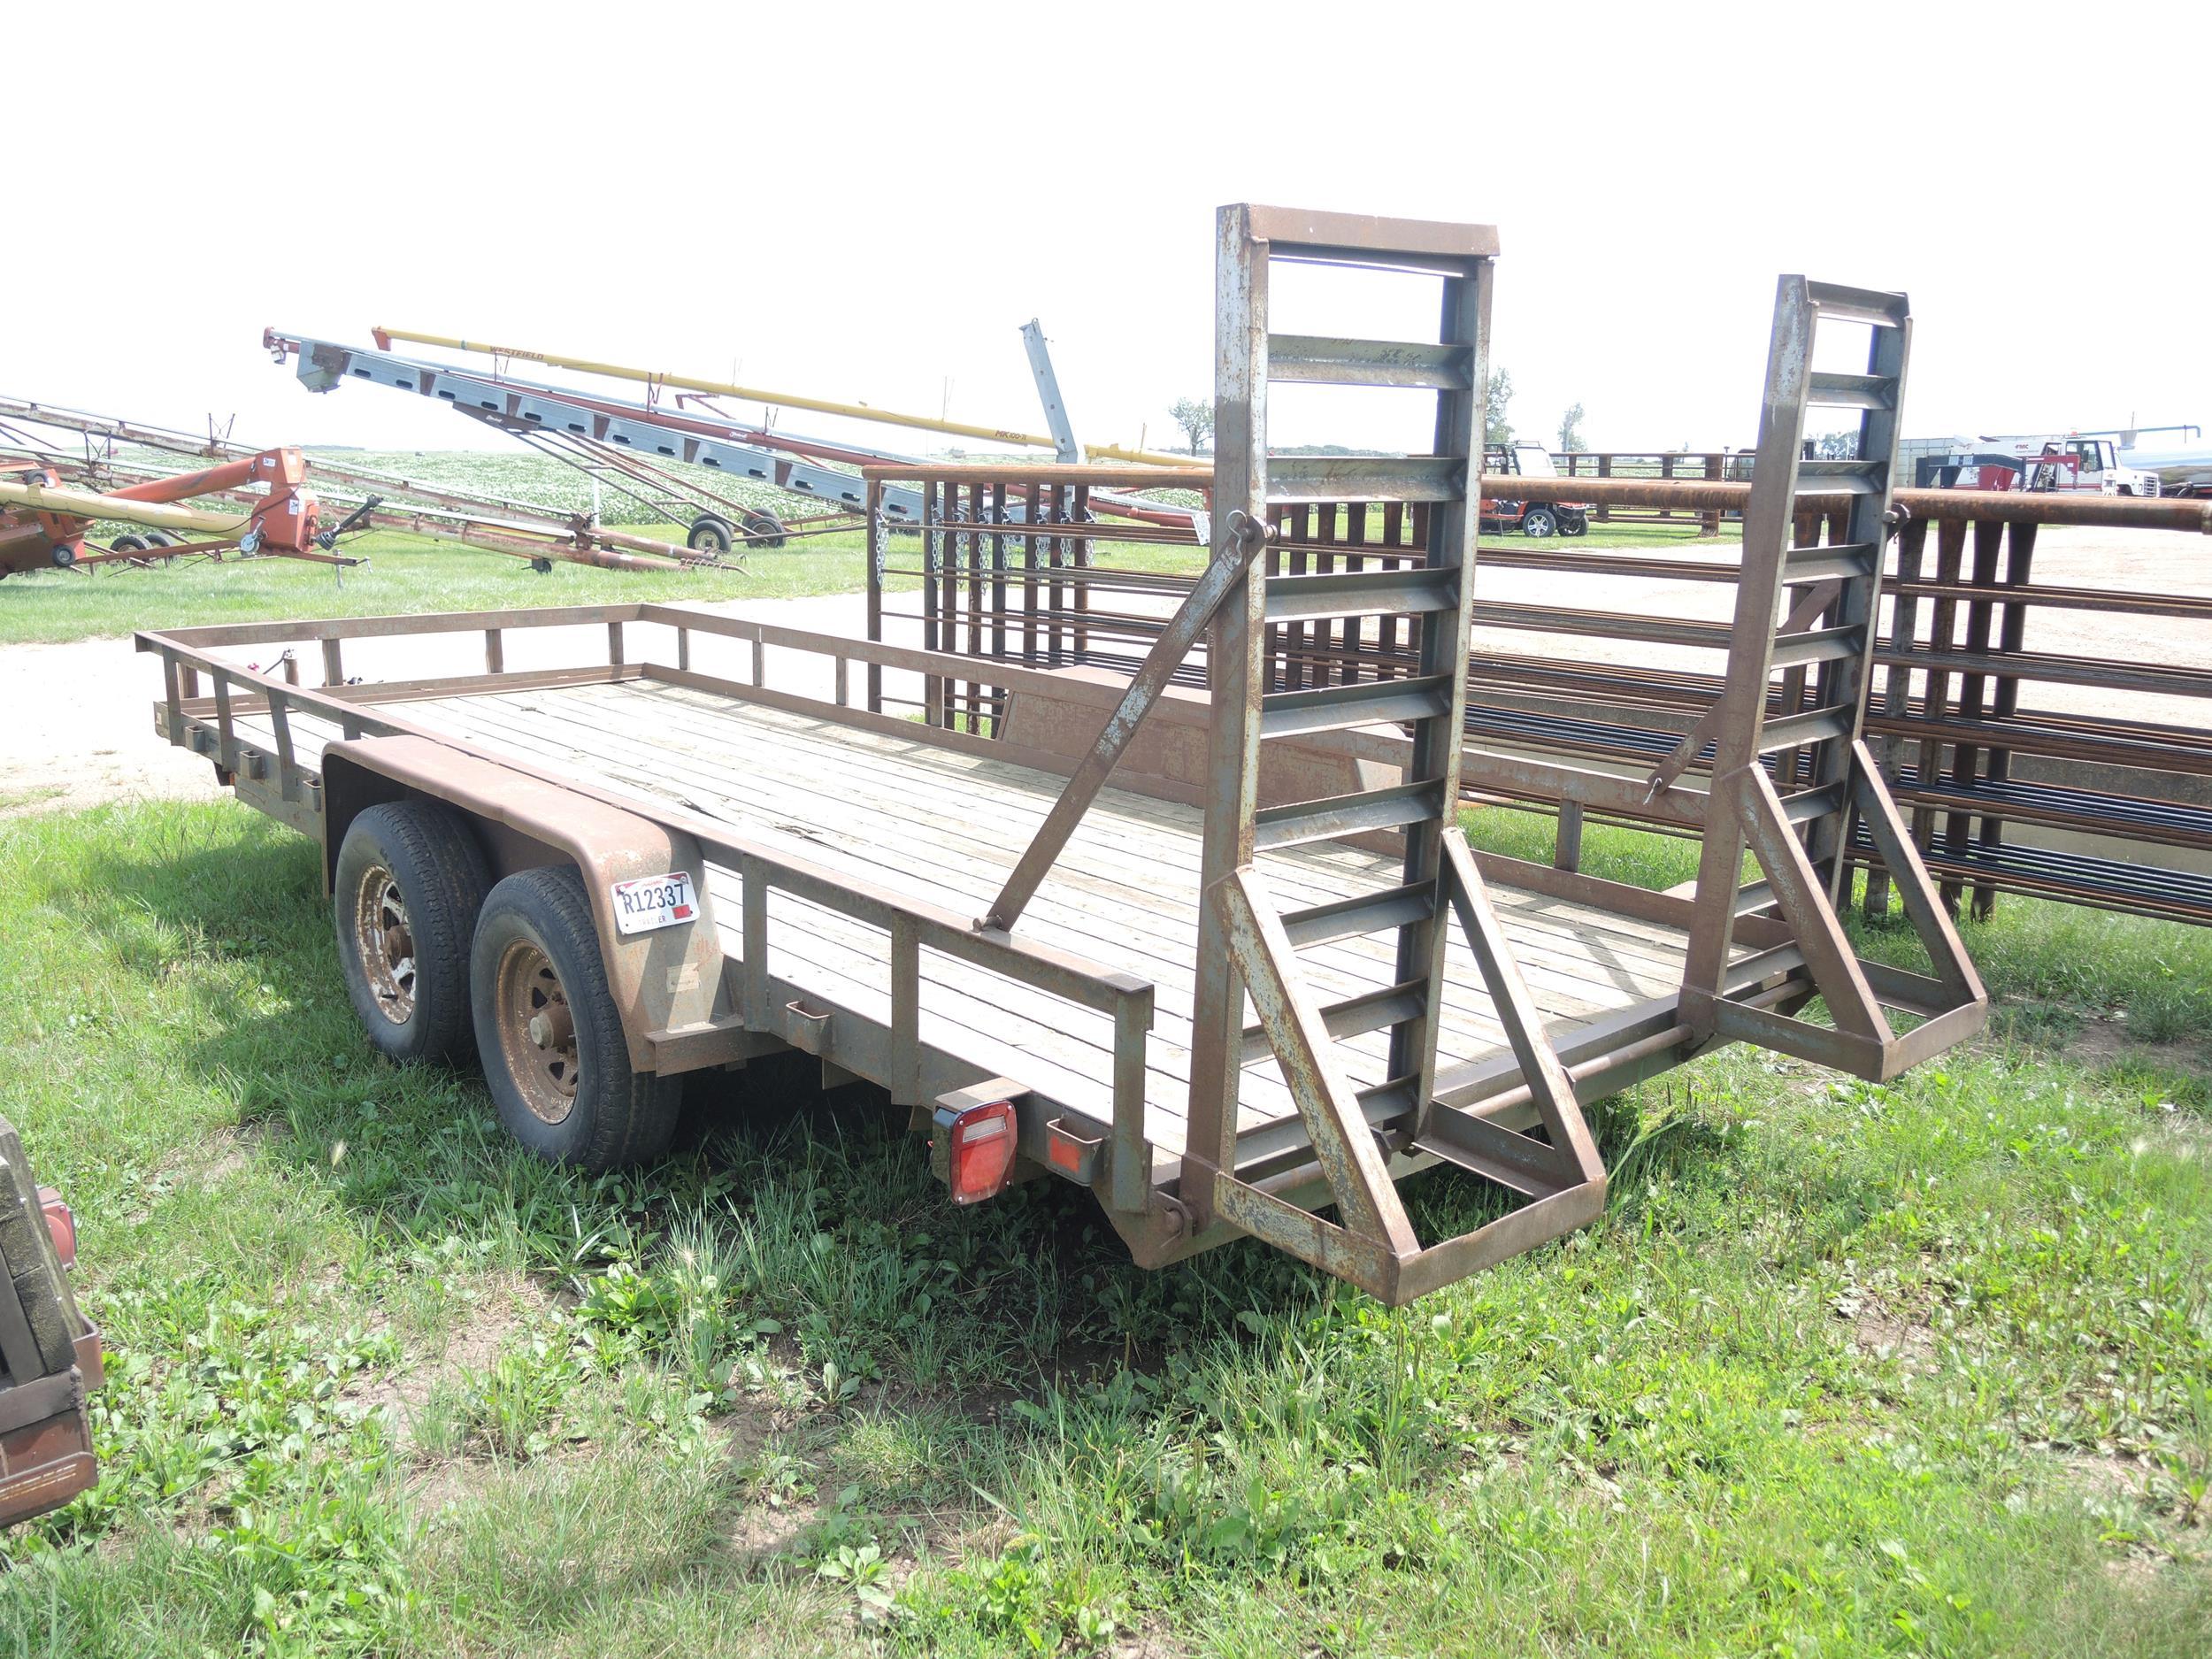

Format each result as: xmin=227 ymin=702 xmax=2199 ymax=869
xmin=134 ymin=205 xmax=1983 ymax=1303
xmin=261 ymin=322 xmax=1207 ymax=554
xmin=0 ymin=447 xmax=365 ymax=577
xmin=0 ymin=398 xmax=733 ymax=576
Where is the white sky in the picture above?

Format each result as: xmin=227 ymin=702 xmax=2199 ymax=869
xmin=11 ymin=4 xmax=2206 ymax=463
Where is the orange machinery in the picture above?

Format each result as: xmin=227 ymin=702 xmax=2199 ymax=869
xmin=0 ymin=448 xmax=357 ymax=576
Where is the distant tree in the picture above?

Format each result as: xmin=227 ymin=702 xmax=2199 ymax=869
xmin=1168 ymin=397 xmax=1214 ymax=456
xmin=1485 ymin=368 xmax=1515 ymax=448
xmin=1810 ymin=429 xmax=1859 ymax=459
xmin=1556 ymin=402 xmax=1586 ymax=453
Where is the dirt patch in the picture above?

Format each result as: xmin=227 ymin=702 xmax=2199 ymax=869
xmin=2061 ymin=1016 xmax=2212 ymax=1074
xmin=1847 ymin=1301 xmax=1940 ymax=1376
xmin=2056 ymin=1450 xmax=2148 ymax=1505
xmin=350 ymin=1273 xmax=557 ymax=1454
xmin=0 ymin=638 xmax=227 ymax=818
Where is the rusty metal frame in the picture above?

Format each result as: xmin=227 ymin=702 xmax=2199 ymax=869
xmin=1164 ymin=204 xmax=1619 ymax=1302
xmin=980 ymin=514 xmax=1265 ymax=933
xmin=883 ymin=457 xmax=2212 ymax=926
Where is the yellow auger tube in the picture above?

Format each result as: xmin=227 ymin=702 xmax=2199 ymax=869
xmin=0 ymin=480 xmax=251 ymax=536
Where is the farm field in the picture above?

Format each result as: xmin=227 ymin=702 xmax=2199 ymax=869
xmin=0 ymin=794 xmax=2203 ymax=1656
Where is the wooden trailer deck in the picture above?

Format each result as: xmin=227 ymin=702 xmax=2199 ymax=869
xmin=221 ymin=671 xmax=1713 ymax=1172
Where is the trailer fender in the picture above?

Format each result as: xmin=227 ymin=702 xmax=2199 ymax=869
xmin=319 ymin=735 xmax=730 ymax=1073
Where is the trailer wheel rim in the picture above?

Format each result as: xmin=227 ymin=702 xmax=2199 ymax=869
xmin=495 ymin=941 xmax=579 ymax=1125
xmin=353 ymin=864 xmax=417 ymax=1025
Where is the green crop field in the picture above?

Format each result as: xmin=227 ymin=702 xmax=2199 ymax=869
xmin=0 ymin=796 xmax=2203 ymax=1656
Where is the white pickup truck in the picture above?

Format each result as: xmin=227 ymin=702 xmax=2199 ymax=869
xmin=1903 ymin=434 xmax=2162 ymax=496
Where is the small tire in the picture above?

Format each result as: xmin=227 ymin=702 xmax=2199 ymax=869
xmin=687 ymin=514 xmax=736 ymax=557
xmin=142 ymin=530 xmax=177 ymax=549
xmin=109 ymin=534 xmax=149 ymax=555
xmin=1559 ymin=511 xmax=1589 ymax=538
xmin=1521 ymin=507 xmax=1558 ymax=538
xmin=470 ymin=867 xmax=680 ymax=1171
xmin=738 ymin=508 xmax=787 ymax=549
xmin=334 ymin=802 xmax=492 ymax=1064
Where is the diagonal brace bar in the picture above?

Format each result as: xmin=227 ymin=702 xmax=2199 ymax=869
xmin=1733 ymin=766 xmax=1889 ymax=1041
xmin=1847 ymin=739 xmax=1985 ymax=1005
xmin=1435 ymin=829 xmax=1605 ymax=1185
xmin=1217 ymin=867 xmax=1421 ymax=1255
xmin=981 ymin=517 xmax=1268 ymax=932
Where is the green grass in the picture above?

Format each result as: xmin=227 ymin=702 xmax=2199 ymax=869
xmin=0 ymin=798 xmax=2203 ymax=1655
xmin=0 ymin=527 xmax=877 ymax=647
xmin=1 ymin=449 xmax=1731 ymax=645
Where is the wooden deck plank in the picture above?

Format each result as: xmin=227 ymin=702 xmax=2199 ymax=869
xmin=418 ymin=686 xmax=1680 ymax=1024
xmin=396 ymin=691 xmax=1565 ymax=1086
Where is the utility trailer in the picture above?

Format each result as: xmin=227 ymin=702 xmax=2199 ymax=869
xmin=134 ymin=207 xmax=1986 ymax=1302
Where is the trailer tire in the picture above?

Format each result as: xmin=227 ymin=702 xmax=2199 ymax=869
xmin=109 ymin=534 xmax=149 ymax=555
xmin=687 ymin=515 xmax=736 ymax=557
xmin=334 ymin=802 xmax=491 ymax=1066
xmin=469 ymin=866 xmax=680 ymax=1171
xmin=143 ymin=530 xmax=177 ymax=549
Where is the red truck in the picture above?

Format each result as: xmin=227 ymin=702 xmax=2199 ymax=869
xmin=1480 ymin=442 xmax=1592 ymax=536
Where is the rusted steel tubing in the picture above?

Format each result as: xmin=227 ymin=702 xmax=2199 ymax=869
xmin=1893 ymin=488 xmax=2212 ymax=531
xmin=375 ymin=515 xmax=689 ymax=572
xmin=879 ymin=464 xmax=2212 ymax=534
xmin=862 ymin=463 xmax=1213 ymax=488
xmin=1494 ymin=475 xmax=2212 ymax=530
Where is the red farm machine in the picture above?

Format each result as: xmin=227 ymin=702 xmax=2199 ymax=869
xmin=0 ymin=448 xmax=370 ymax=578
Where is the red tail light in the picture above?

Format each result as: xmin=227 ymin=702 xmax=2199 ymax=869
xmin=933 ymin=1099 xmax=1018 ymax=1204
xmin=36 ymin=1186 xmax=74 ymax=1269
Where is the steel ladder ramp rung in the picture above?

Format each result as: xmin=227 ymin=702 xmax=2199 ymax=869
xmin=1260 ymin=673 xmax=1457 ymax=739
xmin=1253 ymin=780 xmax=1443 ymax=850
xmin=1724 ymin=941 xmax=1808 ymax=995
xmin=1268 ymin=455 xmax=1463 ymax=504
xmin=1794 ymin=458 xmax=1888 ymax=495
xmin=1263 ymin=566 xmax=1457 ymax=621
xmin=1804 ymin=281 xmax=1909 ymax=327
xmin=1783 ymin=541 xmax=1880 ymax=581
xmin=1806 ymin=371 xmax=1900 ymax=411
xmin=1240 ymin=979 xmax=1429 ymax=1066
xmin=1266 ymin=334 xmax=1475 ymax=390
xmin=1769 ymin=623 xmax=1866 ymax=668
xmin=1758 ymin=706 xmax=1854 ymax=754
xmin=1779 ymin=781 xmax=1849 ymax=823
xmin=1411 ymin=1107 xmax=1584 ymax=1202
xmin=1279 ymin=882 xmax=1438 ymax=949
xmin=1733 ymin=879 xmax=1778 ymax=918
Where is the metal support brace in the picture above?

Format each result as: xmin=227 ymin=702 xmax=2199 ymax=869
xmin=981 ymin=512 xmax=1270 ymax=933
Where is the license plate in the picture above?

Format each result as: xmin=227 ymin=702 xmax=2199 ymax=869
xmin=610 ymin=872 xmax=698 ymax=935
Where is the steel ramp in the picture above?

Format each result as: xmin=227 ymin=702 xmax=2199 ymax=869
xmin=1663 ymin=277 xmax=1987 ymax=1079
xmin=1184 ymin=206 xmax=1607 ymax=1304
